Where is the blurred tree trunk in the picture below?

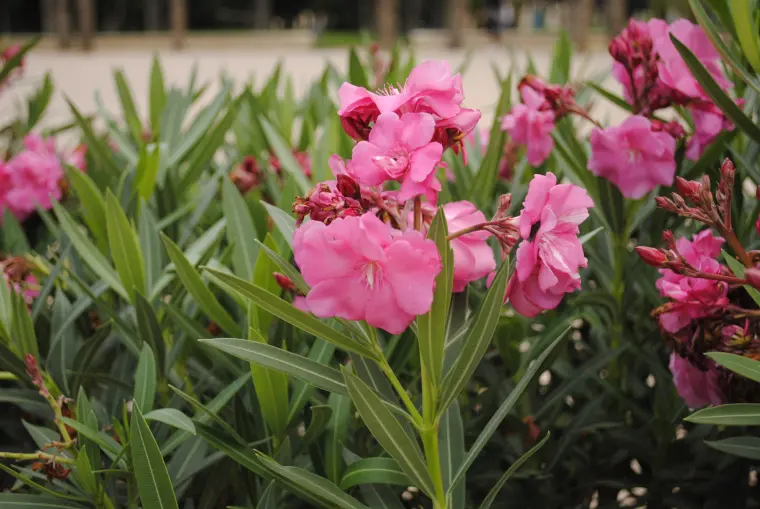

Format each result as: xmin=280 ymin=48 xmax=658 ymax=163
xmin=76 ymin=0 xmax=95 ymax=51
xmin=376 ymin=0 xmax=397 ymax=50
xmin=144 ymin=0 xmax=162 ymax=31
xmin=402 ymin=0 xmax=423 ymax=35
xmin=56 ymin=0 xmax=71 ymax=49
xmin=252 ymin=0 xmax=270 ymax=29
xmin=358 ymin=0 xmax=373 ymax=30
xmin=608 ymin=0 xmax=626 ymax=35
xmin=448 ymin=0 xmax=467 ymax=48
xmin=41 ymin=0 xmax=56 ymax=33
xmin=171 ymin=0 xmax=187 ymax=49
xmin=569 ymin=0 xmax=593 ymax=51
xmin=102 ymin=0 xmax=128 ymax=31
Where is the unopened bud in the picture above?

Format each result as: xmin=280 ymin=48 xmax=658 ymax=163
xmin=745 ymin=268 xmax=760 ymax=291
xmin=662 ymin=230 xmax=676 ymax=249
xmin=635 ymin=246 xmax=669 ymax=268
xmin=608 ymin=38 xmax=629 ymax=63
xmin=720 ymin=158 xmax=735 ymax=179
xmin=273 ymin=272 xmax=297 ymax=292
xmin=494 ymin=193 xmax=512 ymax=220
xmin=675 ymin=177 xmax=701 ymax=202
xmin=336 ymin=174 xmax=360 ymax=199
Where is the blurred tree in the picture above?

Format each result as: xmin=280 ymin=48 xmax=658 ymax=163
xmin=171 ymin=0 xmax=186 ymax=48
xmin=56 ymin=0 xmax=71 ymax=48
xmin=144 ymin=0 xmax=162 ymax=31
xmin=608 ymin=0 xmax=626 ymax=34
xmin=376 ymin=0 xmax=397 ymax=49
xmin=253 ymin=0 xmax=270 ymax=29
xmin=77 ymin=0 xmax=95 ymax=50
xmin=448 ymin=0 xmax=467 ymax=47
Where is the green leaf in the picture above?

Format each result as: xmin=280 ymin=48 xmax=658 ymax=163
xmin=416 ymin=208 xmax=453 ymax=387
xmin=255 ymin=239 xmax=307 ymax=294
xmin=136 ymin=143 xmax=161 ymax=201
xmin=194 ymin=422 xmax=267 ymax=476
xmin=161 ymin=234 xmax=240 ymax=337
xmin=149 ymin=56 xmax=166 ymax=135
xmin=548 ymin=30 xmax=572 ymax=83
xmin=222 ymin=177 xmax=259 ymax=281
xmin=26 ymin=72 xmax=53 ymax=130
xmin=360 ymin=485 xmax=404 ymax=509
xmin=344 ymin=371 xmax=435 ymax=497
xmin=204 ymin=269 xmax=377 ymax=359
xmin=706 ymin=436 xmax=760 ymax=459
xmin=0 ymin=464 xmax=88 ymax=502
xmin=301 ymin=405 xmax=333 ymax=447
xmin=257 ymin=453 xmax=371 ymax=509
xmin=65 ymin=166 xmax=108 ymax=252
xmin=130 ymin=403 xmax=180 ymax=509
xmin=440 ymin=401 xmax=465 ymax=507
xmin=340 ymin=458 xmax=408 ymax=490
xmin=167 ymin=87 xmax=230 ymax=169
xmin=2 ymin=210 xmax=30 ymax=254
xmin=348 ymin=47 xmax=369 ymax=88
xmin=728 ymin=0 xmax=760 ymax=74
xmin=134 ymin=344 xmax=157 ymax=414
xmin=139 ymin=205 xmax=164 ymax=292
xmin=721 ymin=250 xmax=760 ymax=307
xmin=11 ymin=288 xmax=38 ymax=360
xmin=259 ymin=116 xmax=310 ymax=194
xmin=585 ymin=82 xmax=633 ymax=113
xmin=105 ymin=190 xmax=146 ymax=302
xmin=136 ymin=292 xmax=166 ymax=374
xmin=114 ymin=69 xmax=143 ymax=140
xmin=0 ymin=494 xmax=86 ymax=509
xmin=325 ymin=393 xmax=351 ymax=483
xmin=168 ymin=384 xmax=247 ymax=445
xmin=448 ymin=329 xmax=568 ymax=492
xmin=252 ymin=234 xmax=280 ymax=334
xmin=144 ymin=408 xmax=196 ymax=434
xmin=200 ymin=338 xmax=347 ymax=394
xmin=707 ymin=352 xmax=760 ymax=383
xmin=65 ymin=98 xmax=121 ymax=178
xmin=71 ymin=446 xmax=98 ymax=496
xmin=478 ymin=433 xmax=551 ymax=509
xmin=52 ymin=200 xmax=128 ymax=300
xmin=438 ymin=261 xmax=509 ymax=414
xmin=61 ymin=417 xmax=124 ymax=460
xmin=288 ymin=339 xmax=336 ymax=425
xmin=248 ymin=328 xmax=289 ymax=437
xmin=671 ymin=35 xmax=760 ymax=143
xmin=47 ymin=290 xmax=76 ymax=394
xmin=261 ymin=202 xmax=296 ymax=251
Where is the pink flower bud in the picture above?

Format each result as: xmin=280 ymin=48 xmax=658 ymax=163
xmin=662 ymin=230 xmax=676 ymax=249
xmin=675 ymin=177 xmax=702 ymax=202
xmin=745 ymin=268 xmax=760 ymax=291
xmin=720 ymin=158 xmax=735 ymax=180
xmin=635 ymin=246 xmax=669 ymax=268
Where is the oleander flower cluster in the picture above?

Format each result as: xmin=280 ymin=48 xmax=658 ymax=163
xmin=637 ymin=160 xmax=760 ymax=408
xmin=502 ymin=18 xmax=739 ymax=200
xmin=0 ymin=134 xmax=86 ymax=222
xmin=289 ymin=61 xmax=594 ymax=333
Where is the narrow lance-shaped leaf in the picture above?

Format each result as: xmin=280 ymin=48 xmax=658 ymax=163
xmin=247 ymin=326 xmax=289 ymax=438
xmin=340 ymin=458 xmax=408 ymax=490
xmin=105 ymin=190 xmax=146 ymax=302
xmin=222 ymin=177 xmax=259 ymax=281
xmin=134 ymin=344 xmax=157 ymax=414
xmin=130 ymin=403 xmax=180 ymax=509
xmin=65 ymin=166 xmax=108 ymax=252
xmin=343 ymin=370 xmax=435 ymax=497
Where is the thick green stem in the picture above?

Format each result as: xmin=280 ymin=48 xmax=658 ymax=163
xmin=421 ymin=361 xmax=446 ymax=507
xmin=377 ymin=356 xmax=424 ymax=426
xmin=0 ymin=451 xmax=74 ymax=464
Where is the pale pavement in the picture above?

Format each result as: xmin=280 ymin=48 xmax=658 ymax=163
xmin=0 ymin=45 xmax=628 ymax=144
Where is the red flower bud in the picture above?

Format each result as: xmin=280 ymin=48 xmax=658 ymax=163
xmin=273 ymin=272 xmax=297 ymax=292
xmin=720 ymin=158 xmax=735 ymax=180
xmin=635 ymin=246 xmax=669 ymax=268
xmin=336 ymin=174 xmax=361 ymax=199
xmin=745 ymin=268 xmax=760 ymax=291
xmin=675 ymin=177 xmax=701 ymax=202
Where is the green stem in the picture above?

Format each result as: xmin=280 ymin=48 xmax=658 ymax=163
xmin=0 ymin=371 xmax=18 ymax=380
xmin=0 ymin=451 xmax=74 ymax=464
xmin=377 ymin=356 xmax=424 ymax=426
xmin=420 ymin=362 xmax=446 ymax=508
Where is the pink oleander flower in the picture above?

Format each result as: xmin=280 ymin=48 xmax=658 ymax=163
xmin=351 ymin=112 xmax=443 ymax=203
xmin=506 ymin=172 xmax=593 ymax=317
xmin=650 ymin=18 xmax=729 ymax=101
xmin=669 ymin=353 xmax=724 ymax=408
xmin=270 ymin=150 xmax=311 ymax=178
xmin=655 ymin=229 xmax=728 ymax=333
xmin=0 ymin=135 xmax=65 ymax=221
xmin=501 ymin=86 xmax=555 ymax=167
xmin=338 ymin=60 xmax=481 ymax=152
xmin=588 ymin=115 xmax=676 ymax=199
xmin=686 ymin=101 xmax=735 ymax=160
xmin=293 ymin=212 xmax=441 ymax=334
xmin=443 ymin=201 xmax=496 ymax=292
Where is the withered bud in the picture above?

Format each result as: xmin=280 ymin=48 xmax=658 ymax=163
xmin=25 ymin=354 xmax=49 ymax=398
xmin=745 ymin=268 xmax=760 ymax=291
xmin=493 ymin=193 xmax=512 ymax=220
xmin=273 ymin=272 xmax=297 ymax=292
xmin=336 ymin=174 xmax=361 ymax=199
xmin=635 ymin=246 xmax=669 ymax=268
xmin=675 ymin=177 xmax=702 ymax=202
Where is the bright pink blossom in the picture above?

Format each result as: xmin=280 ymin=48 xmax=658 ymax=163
xmin=351 ymin=112 xmax=443 ymax=203
xmin=656 ymin=229 xmax=728 ymax=333
xmin=686 ymin=101 xmax=735 ymax=160
xmin=650 ymin=19 xmax=729 ymax=101
xmin=501 ymin=87 xmax=555 ymax=167
xmin=443 ymin=201 xmax=496 ymax=292
xmin=506 ymin=173 xmax=593 ymax=317
xmin=0 ymin=135 xmax=65 ymax=221
xmin=293 ymin=212 xmax=441 ymax=334
xmin=588 ymin=115 xmax=676 ymax=199
xmin=669 ymin=353 xmax=724 ymax=408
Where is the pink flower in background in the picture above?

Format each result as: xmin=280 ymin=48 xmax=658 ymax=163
xmin=269 ymin=150 xmax=311 ymax=178
xmin=0 ymin=135 xmax=65 ymax=221
xmin=501 ymin=87 xmax=555 ymax=166
xmin=293 ymin=212 xmax=441 ymax=334
xmin=656 ymin=229 xmax=728 ymax=333
xmin=1 ymin=256 xmax=39 ymax=303
xmin=686 ymin=101 xmax=735 ymax=160
xmin=351 ymin=112 xmax=443 ymax=203
xmin=669 ymin=353 xmax=724 ymax=408
xmin=650 ymin=19 xmax=729 ymax=101
xmin=506 ymin=173 xmax=593 ymax=317
xmin=443 ymin=201 xmax=496 ymax=292
xmin=588 ymin=115 xmax=676 ymax=199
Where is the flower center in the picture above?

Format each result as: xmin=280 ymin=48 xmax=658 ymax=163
xmin=372 ymin=148 xmax=409 ymax=179
xmin=363 ymin=261 xmax=382 ymax=290
xmin=627 ymin=149 xmax=641 ymax=164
